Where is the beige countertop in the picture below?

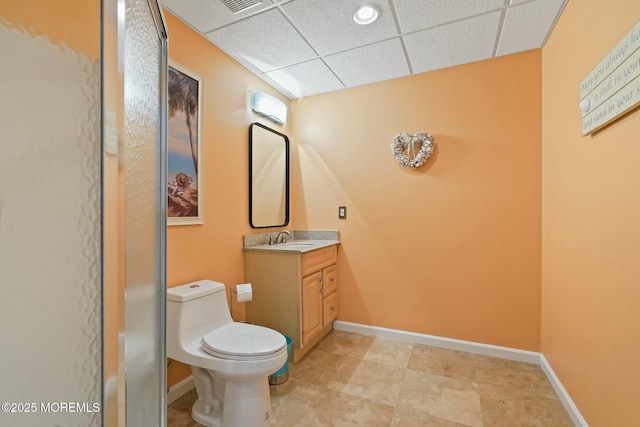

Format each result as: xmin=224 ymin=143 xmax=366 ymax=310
xmin=243 ymin=230 xmax=340 ymax=253
xmin=243 ymin=239 xmax=340 ymax=253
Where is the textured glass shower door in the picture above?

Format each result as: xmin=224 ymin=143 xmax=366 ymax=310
xmin=103 ymin=0 xmax=168 ymax=425
xmin=122 ymin=0 xmax=168 ymax=425
xmin=0 ymin=2 xmax=102 ymax=427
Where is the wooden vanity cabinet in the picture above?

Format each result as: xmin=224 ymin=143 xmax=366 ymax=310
xmin=244 ymin=244 xmax=338 ymax=362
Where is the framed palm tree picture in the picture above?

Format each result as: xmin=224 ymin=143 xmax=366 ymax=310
xmin=167 ymin=61 xmax=203 ymax=225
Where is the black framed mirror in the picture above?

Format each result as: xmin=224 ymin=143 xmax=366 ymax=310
xmin=249 ymin=122 xmax=290 ymax=228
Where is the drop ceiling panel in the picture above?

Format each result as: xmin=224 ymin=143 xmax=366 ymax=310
xmin=205 ymin=8 xmax=317 ymax=73
xmin=160 ymin=0 xmax=567 ymax=99
xmin=405 ymin=12 xmax=502 ymax=74
xmin=394 ymin=0 xmax=505 ymax=33
xmin=281 ymin=0 xmax=398 ymax=56
xmin=497 ymin=0 xmax=565 ymax=56
xmin=162 ymin=0 xmax=274 ymax=33
xmin=324 ymin=38 xmax=410 ymax=88
xmin=263 ymin=59 xmax=345 ymax=98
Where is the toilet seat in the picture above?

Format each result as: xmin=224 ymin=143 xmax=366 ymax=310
xmin=201 ymin=322 xmax=286 ymax=361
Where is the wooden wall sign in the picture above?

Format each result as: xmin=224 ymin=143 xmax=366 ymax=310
xmin=580 ymin=20 xmax=640 ymax=135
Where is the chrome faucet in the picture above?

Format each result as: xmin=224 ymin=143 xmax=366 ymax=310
xmin=275 ymin=230 xmax=291 ymax=244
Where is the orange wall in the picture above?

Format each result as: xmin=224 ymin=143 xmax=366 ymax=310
xmin=291 ymin=51 xmax=543 ymax=351
xmin=541 ymin=1 xmax=640 ymax=425
xmin=0 ymin=0 xmax=99 ymax=60
xmin=164 ymin=11 xmax=291 ymax=386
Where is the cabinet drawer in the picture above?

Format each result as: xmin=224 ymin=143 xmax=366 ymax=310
xmin=322 ymin=264 xmax=337 ymax=297
xmin=323 ymin=292 xmax=337 ymax=326
xmin=302 ymin=246 xmax=337 ymax=277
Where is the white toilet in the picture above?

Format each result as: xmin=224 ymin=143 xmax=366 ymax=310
xmin=167 ymin=280 xmax=287 ymax=427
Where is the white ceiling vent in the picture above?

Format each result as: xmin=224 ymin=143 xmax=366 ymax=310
xmin=219 ymin=0 xmax=263 ymax=14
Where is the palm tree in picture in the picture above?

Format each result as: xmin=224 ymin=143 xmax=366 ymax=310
xmin=168 ymin=68 xmax=199 ymax=174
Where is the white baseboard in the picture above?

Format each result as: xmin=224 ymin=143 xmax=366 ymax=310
xmin=333 ymin=320 xmax=540 ymax=364
xmin=332 ymin=320 xmax=588 ymax=427
xmin=167 ymin=375 xmax=194 ymax=405
xmin=540 ymin=355 xmax=589 ymax=427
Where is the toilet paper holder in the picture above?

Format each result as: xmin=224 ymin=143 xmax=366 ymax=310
xmin=229 ymin=284 xmax=254 ymax=319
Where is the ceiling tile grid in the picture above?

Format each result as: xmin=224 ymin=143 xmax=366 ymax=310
xmin=205 ymin=8 xmax=316 ymax=73
xmin=263 ymin=59 xmax=345 ymax=98
xmin=496 ymin=0 xmax=567 ymax=56
xmin=161 ymin=0 xmax=568 ymax=99
xmin=162 ymin=0 xmax=274 ymax=33
xmin=404 ymin=11 xmax=502 ymax=74
xmin=324 ymin=38 xmax=410 ymax=87
xmin=280 ymin=0 xmax=398 ymax=56
xmin=393 ymin=0 xmax=505 ymax=33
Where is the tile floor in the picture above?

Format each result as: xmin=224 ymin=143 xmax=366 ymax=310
xmin=167 ymin=330 xmax=574 ymax=427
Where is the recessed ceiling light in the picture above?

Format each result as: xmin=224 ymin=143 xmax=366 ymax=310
xmin=353 ymin=5 xmax=379 ymax=25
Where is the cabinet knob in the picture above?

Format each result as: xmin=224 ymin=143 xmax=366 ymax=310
xmin=319 ymin=286 xmax=323 ymax=293
xmin=330 ymin=305 xmax=335 ymax=310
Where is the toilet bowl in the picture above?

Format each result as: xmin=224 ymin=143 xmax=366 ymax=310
xmin=167 ymin=280 xmax=287 ymax=427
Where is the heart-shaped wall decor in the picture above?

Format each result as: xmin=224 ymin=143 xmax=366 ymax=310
xmin=390 ymin=132 xmax=435 ymax=169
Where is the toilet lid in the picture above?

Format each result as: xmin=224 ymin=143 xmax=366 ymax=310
xmin=201 ymin=322 xmax=286 ymax=361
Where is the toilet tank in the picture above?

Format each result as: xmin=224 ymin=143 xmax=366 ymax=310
xmin=167 ymin=280 xmax=233 ymax=353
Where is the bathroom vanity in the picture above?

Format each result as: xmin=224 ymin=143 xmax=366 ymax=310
xmin=243 ymin=231 xmax=339 ymax=362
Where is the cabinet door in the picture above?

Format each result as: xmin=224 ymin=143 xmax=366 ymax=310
xmin=302 ymin=271 xmax=323 ymax=344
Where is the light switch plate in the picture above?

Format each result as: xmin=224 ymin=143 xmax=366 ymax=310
xmin=338 ymin=206 xmax=347 ymax=219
